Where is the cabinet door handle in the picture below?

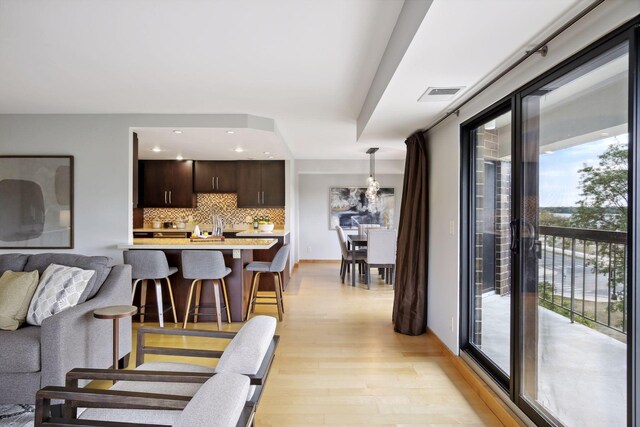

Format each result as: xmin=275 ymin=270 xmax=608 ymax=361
xmin=216 ymin=177 xmax=219 ymax=189
xmin=164 ymin=191 xmax=167 ymax=204
xmin=257 ymin=192 xmax=260 ymax=204
xmin=262 ymin=191 xmax=265 ymax=204
xmin=169 ymin=191 xmax=172 ymax=205
xmin=212 ymin=177 xmax=215 ymax=190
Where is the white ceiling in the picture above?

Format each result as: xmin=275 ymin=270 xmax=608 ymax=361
xmin=136 ymin=127 xmax=290 ymax=161
xmin=0 ymin=0 xmax=592 ymax=160
xmin=358 ymin=0 xmax=588 ymax=144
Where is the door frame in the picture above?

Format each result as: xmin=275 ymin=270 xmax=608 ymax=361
xmin=460 ymin=15 xmax=640 ymax=427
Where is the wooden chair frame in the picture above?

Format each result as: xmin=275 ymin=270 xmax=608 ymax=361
xmin=246 ymin=272 xmax=284 ymax=321
xmin=35 ymin=327 xmax=279 ymax=427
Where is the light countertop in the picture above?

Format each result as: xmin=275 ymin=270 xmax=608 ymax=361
xmin=235 ymin=229 xmax=289 ymax=237
xmin=118 ymin=238 xmax=277 ymax=250
xmin=133 ymin=224 xmax=247 ymax=233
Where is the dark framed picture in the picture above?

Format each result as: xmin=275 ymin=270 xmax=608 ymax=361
xmin=0 ymin=156 xmax=74 ymax=249
xmin=329 ymin=187 xmax=395 ymax=230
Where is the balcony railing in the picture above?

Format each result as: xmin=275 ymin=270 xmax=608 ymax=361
xmin=538 ymin=225 xmax=628 ymax=336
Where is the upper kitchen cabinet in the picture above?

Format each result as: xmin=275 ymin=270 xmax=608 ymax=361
xmin=236 ymin=160 xmax=285 ymax=208
xmin=194 ymin=161 xmax=237 ymax=193
xmin=139 ymin=160 xmax=196 ymax=208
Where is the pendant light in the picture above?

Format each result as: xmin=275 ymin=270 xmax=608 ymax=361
xmin=366 ymin=148 xmax=380 ymax=209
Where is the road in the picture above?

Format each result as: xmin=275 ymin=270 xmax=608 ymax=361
xmin=537 ymin=250 xmax=621 ymax=301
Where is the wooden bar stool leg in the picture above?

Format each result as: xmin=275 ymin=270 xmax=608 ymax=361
xmin=250 ymin=272 xmax=261 ymax=314
xmin=165 ymin=277 xmax=178 ymax=324
xmin=273 ymin=273 xmax=284 ymax=322
xmin=246 ymin=272 xmax=258 ymax=318
xmin=194 ymin=280 xmax=202 ymax=323
xmin=139 ymin=279 xmax=147 ymax=323
xmin=279 ymin=272 xmax=285 ymax=293
xmin=182 ymin=279 xmax=198 ymax=329
xmin=212 ymin=281 xmax=222 ymax=331
xmin=131 ymin=279 xmax=142 ymax=304
xmin=154 ymin=279 xmax=164 ymax=328
xmin=221 ymin=278 xmax=231 ymax=323
xmin=276 ymin=272 xmax=284 ymax=313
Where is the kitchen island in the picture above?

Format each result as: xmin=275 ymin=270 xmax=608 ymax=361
xmin=118 ymin=238 xmax=277 ymax=323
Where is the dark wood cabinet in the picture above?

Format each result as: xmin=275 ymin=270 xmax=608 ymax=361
xmin=194 ymin=161 xmax=237 ymax=193
xmin=139 ymin=160 xmax=196 ymax=208
xmin=132 ymin=132 xmax=139 ymax=208
xmin=261 ymin=161 xmax=285 ymax=207
xmin=236 ymin=161 xmax=262 ymax=208
xmin=236 ymin=160 xmax=285 ymax=208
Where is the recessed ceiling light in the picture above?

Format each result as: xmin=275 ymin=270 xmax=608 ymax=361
xmin=173 ymin=130 xmax=182 ymax=134
xmin=226 ymin=130 xmax=235 ymax=134
xmin=176 ymin=155 xmax=184 ymax=160
xmin=234 ymin=147 xmax=244 ymax=153
xmin=263 ymin=151 xmax=270 ymax=155
xmin=268 ymin=156 xmax=274 ymax=159
xmin=151 ymin=147 xmax=161 ymax=152
xmin=543 ymin=150 xmax=554 ymax=154
xmin=601 ymin=132 xmax=609 ymax=136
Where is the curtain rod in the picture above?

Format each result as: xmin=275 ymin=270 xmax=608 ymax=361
xmin=423 ymin=0 xmax=606 ymax=133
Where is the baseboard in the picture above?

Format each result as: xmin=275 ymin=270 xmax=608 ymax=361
xmin=427 ymin=328 xmax=528 ymax=427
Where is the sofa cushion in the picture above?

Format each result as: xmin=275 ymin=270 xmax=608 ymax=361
xmin=0 ymin=326 xmax=41 ymax=373
xmin=0 ymin=254 xmax=29 ymax=275
xmin=26 ymin=264 xmax=94 ymax=326
xmin=24 ymin=254 xmax=112 ymax=302
xmin=0 ymin=270 xmax=40 ymax=330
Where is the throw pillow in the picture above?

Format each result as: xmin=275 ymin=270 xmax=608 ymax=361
xmin=26 ymin=264 xmax=95 ymax=326
xmin=0 ymin=270 xmax=40 ymax=330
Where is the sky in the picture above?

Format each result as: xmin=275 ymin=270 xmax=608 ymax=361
xmin=539 ymin=134 xmax=628 ymax=207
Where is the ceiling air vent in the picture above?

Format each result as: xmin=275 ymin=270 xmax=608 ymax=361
xmin=418 ymin=86 xmax=465 ymax=102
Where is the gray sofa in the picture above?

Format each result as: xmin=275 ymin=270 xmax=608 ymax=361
xmin=0 ymin=253 xmax=132 ymax=404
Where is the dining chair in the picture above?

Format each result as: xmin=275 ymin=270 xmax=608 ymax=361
xmin=358 ymin=223 xmax=381 ymax=236
xmin=336 ymin=226 xmax=366 ymax=284
xmin=364 ymin=229 xmax=397 ymax=289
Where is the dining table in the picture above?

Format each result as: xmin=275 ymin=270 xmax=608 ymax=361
xmin=346 ymin=234 xmax=368 ymax=287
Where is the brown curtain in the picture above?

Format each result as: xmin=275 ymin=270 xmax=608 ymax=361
xmin=392 ymin=131 xmax=429 ymax=335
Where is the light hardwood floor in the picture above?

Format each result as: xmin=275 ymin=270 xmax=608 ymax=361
xmin=130 ymin=262 xmax=504 ymax=426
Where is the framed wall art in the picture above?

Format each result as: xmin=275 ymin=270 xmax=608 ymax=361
xmin=0 ymin=156 xmax=74 ymax=249
xmin=329 ymin=187 xmax=394 ymax=230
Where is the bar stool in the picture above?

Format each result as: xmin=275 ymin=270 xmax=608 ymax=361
xmin=181 ymin=250 xmax=231 ymax=331
xmin=123 ymin=250 xmax=178 ymax=328
xmin=246 ymin=245 xmax=290 ymax=322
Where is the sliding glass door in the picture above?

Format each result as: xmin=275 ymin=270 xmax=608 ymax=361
xmin=466 ymin=109 xmax=513 ymax=384
xmin=520 ymin=41 xmax=629 ymax=427
xmin=461 ymin=18 xmax=638 ymax=427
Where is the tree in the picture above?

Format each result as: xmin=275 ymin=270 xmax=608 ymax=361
xmin=572 ymin=142 xmax=628 ymax=232
xmin=571 ymin=142 xmax=628 ymax=326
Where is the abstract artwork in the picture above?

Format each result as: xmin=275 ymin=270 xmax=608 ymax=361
xmin=0 ymin=156 xmax=73 ymax=248
xmin=329 ymin=187 xmax=394 ymax=230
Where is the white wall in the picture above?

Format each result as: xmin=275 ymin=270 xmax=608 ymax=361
xmin=0 ymin=114 xmax=295 ymax=262
xmin=294 ymin=159 xmax=404 ymax=262
xmin=426 ymin=1 xmax=640 ymax=354
xmin=298 ymin=172 xmax=404 ymax=260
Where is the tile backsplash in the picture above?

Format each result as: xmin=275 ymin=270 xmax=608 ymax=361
xmin=143 ymin=193 xmax=285 ymax=226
